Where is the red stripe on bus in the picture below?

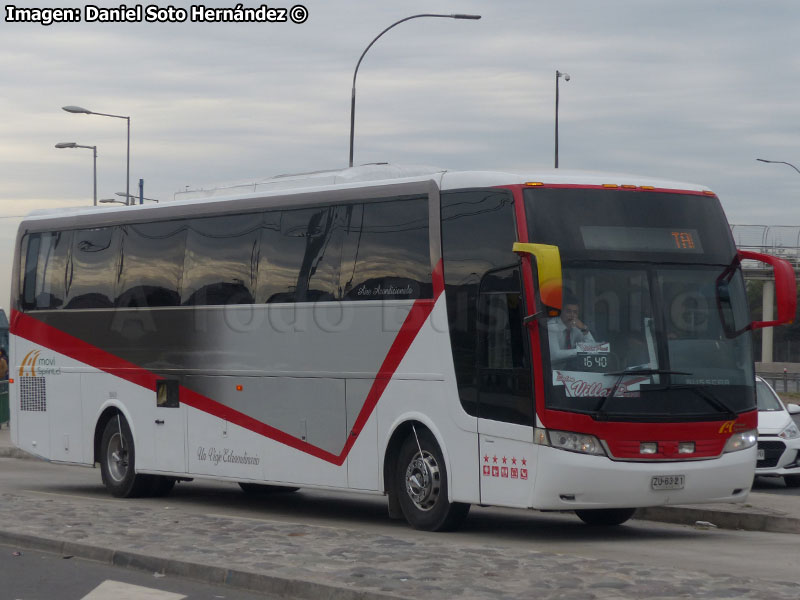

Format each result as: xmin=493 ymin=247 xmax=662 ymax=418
xmin=341 ymin=298 xmax=438 ymax=461
xmin=10 ymin=278 xmax=441 ymax=466
xmin=11 ymin=310 xmax=160 ymax=391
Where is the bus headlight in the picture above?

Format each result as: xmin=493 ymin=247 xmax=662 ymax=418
xmin=535 ymin=428 xmax=606 ymax=456
xmin=722 ymin=429 xmax=758 ymax=453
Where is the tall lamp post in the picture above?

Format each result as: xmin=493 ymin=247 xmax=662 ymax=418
xmin=63 ymin=105 xmax=131 ymax=204
xmin=55 ymin=142 xmax=97 ymax=206
xmin=115 ymin=192 xmax=160 ymax=204
xmin=348 ymin=13 xmax=481 ymax=168
xmin=555 ymin=70 xmax=570 ymax=168
xmin=756 ymin=158 xmax=800 ymax=175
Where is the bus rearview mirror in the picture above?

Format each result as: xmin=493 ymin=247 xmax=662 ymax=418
xmin=513 ymin=242 xmax=563 ymax=315
xmin=738 ymin=250 xmax=797 ymax=330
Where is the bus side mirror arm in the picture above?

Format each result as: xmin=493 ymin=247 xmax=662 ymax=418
xmin=738 ymin=250 xmax=797 ymax=330
xmin=523 ymin=311 xmax=550 ymax=325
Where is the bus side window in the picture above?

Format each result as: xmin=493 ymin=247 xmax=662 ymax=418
xmin=21 ymin=233 xmax=42 ymax=310
xmin=257 ymin=206 xmax=341 ymax=303
xmin=182 ymin=214 xmax=259 ymax=306
xmin=21 ymin=231 xmax=72 ymax=311
xmin=340 ymin=197 xmax=431 ymax=301
xmin=117 ymin=221 xmax=186 ymax=308
xmin=441 ymin=189 xmax=518 ymax=418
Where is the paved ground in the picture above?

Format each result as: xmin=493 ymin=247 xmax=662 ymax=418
xmin=2 ymin=427 xmax=800 ymax=599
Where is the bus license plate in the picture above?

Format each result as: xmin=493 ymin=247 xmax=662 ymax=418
xmin=651 ymin=475 xmax=685 ymax=490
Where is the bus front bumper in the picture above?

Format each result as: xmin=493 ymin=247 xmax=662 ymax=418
xmin=530 ymin=445 xmax=755 ymax=510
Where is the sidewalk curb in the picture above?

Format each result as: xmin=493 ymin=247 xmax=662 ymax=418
xmin=635 ymin=506 xmax=800 ymax=534
xmin=0 ymin=530 xmax=399 ymax=600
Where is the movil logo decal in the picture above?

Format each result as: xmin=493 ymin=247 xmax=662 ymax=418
xmin=19 ymin=349 xmax=61 ymax=377
xmin=718 ymin=420 xmax=747 ymax=434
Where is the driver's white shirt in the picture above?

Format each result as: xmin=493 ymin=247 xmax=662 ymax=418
xmin=548 ymin=318 xmax=595 ymax=363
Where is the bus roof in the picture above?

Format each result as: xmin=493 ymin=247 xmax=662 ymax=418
xmin=21 ymin=164 xmax=712 ymax=225
xmin=174 ymin=163 xmax=710 ymax=200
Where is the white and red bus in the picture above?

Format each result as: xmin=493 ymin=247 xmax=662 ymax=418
xmin=9 ymin=165 xmax=796 ymax=530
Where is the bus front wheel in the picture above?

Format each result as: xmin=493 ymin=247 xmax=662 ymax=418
xmin=100 ymin=416 xmax=151 ymax=498
xmin=395 ymin=429 xmax=469 ymax=531
xmin=575 ymin=507 xmax=636 ymax=526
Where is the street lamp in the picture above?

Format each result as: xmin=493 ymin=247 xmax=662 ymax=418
xmin=115 ymin=192 xmax=159 ymax=204
xmin=756 ymin=158 xmax=800 ymax=175
xmin=555 ymin=70 xmax=570 ymax=169
xmin=348 ymin=13 xmax=481 ymax=168
xmin=63 ymin=105 xmax=131 ymax=204
xmin=55 ymin=142 xmax=97 ymax=206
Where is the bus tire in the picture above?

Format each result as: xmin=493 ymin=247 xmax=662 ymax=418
xmin=149 ymin=476 xmax=176 ymax=497
xmin=99 ymin=416 xmax=151 ymax=498
xmin=395 ymin=429 xmax=470 ymax=531
xmin=239 ymin=482 xmax=299 ymax=494
xmin=575 ymin=507 xmax=636 ymax=526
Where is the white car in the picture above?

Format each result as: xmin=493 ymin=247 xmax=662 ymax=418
xmin=756 ymin=376 xmax=800 ymax=487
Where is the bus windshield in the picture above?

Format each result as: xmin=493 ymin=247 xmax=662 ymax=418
xmin=525 ymin=188 xmax=755 ymax=421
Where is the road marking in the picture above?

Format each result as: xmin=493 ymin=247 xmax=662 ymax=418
xmin=81 ymin=580 xmax=186 ymax=600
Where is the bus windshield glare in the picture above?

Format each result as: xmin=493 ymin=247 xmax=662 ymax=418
xmin=525 ymin=188 xmax=755 ymax=421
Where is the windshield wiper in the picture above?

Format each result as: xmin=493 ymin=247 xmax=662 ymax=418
xmin=595 ymin=368 xmax=691 ymax=421
xmin=662 ymin=384 xmax=738 ymax=420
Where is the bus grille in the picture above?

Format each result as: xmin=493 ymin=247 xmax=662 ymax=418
xmin=19 ymin=377 xmax=47 ymax=412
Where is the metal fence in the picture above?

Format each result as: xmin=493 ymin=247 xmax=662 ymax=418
xmin=731 ymin=225 xmax=800 ymax=270
xmin=757 ymin=372 xmax=800 ymax=395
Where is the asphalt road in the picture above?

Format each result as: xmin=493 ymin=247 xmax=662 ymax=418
xmin=1 ymin=457 xmax=800 ymax=589
xmin=0 ymin=543 xmax=272 ymax=600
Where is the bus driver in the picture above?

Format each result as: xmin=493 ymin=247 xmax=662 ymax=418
xmin=548 ymin=294 xmax=595 ymax=365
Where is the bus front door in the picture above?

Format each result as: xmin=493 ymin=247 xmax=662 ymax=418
xmin=476 ymin=266 xmax=536 ymax=508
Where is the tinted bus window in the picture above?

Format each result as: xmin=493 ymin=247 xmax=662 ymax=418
xmin=257 ymin=207 xmax=342 ymax=303
xmin=117 ymin=221 xmax=187 ymax=308
xmin=65 ymin=227 xmax=120 ymax=309
xmin=341 ymin=197 xmax=431 ymax=301
xmin=21 ymin=233 xmax=42 ymax=309
xmin=441 ymin=189 xmax=518 ymax=418
xmin=21 ymin=231 xmax=73 ymax=310
xmin=182 ymin=214 xmax=259 ymax=306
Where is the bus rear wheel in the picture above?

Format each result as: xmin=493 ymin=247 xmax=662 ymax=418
xmin=395 ymin=429 xmax=469 ymax=531
xmin=149 ymin=476 xmax=176 ymax=497
xmin=100 ymin=416 xmax=151 ymax=498
xmin=575 ymin=508 xmax=636 ymax=526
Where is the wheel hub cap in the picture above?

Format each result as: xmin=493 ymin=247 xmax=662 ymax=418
xmin=107 ymin=432 xmax=129 ymax=482
xmin=405 ymin=451 xmax=441 ymax=511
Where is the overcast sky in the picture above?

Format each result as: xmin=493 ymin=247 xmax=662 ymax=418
xmin=1 ymin=0 xmax=799 ymax=316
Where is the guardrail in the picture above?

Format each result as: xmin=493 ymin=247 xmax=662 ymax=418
xmin=731 ymin=225 xmax=800 ymax=270
xmin=758 ymin=371 xmax=800 ymax=395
